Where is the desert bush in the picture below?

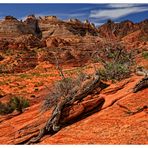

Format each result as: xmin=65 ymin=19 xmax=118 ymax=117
xmin=0 ymin=64 xmax=14 ymax=74
xmin=42 ymin=77 xmax=74 ymax=111
xmin=98 ymin=62 xmax=131 ymax=81
xmin=4 ymin=49 xmax=14 ymax=56
xmin=42 ymin=72 xmax=89 ymax=111
xmin=54 ymin=78 xmax=74 ymax=98
xmin=0 ymin=96 xmax=29 ymax=115
xmin=142 ymin=51 xmax=148 ymax=59
xmin=92 ymin=42 xmax=135 ymax=81
xmin=9 ymin=96 xmax=29 ymax=112
xmin=75 ymin=69 xmax=90 ymax=85
xmin=140 ymin=36 xmax=148 ymax=42
xmin=0 ymin=102 xmax=13 ymax=115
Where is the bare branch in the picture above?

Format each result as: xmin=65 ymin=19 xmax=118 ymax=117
xmin=53 ymin=52 xmax=65 ymax=80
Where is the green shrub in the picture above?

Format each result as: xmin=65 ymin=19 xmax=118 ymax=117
xmin=98 ymin=62 xmax=131 ymax=81
xmin=4 ymin=49 xmax=14 ymax=56
xmin=142 ymin=51 xmax=148 ymax=59
xmin=92 ymin=42 xmax=135 ymax=81
xmin=9 ymin=96 xmax=29 ymax=112
xmin=0 ymin=102 xmax=13 ymax=115
xmin=140 ymin=36 xmax=148 ymax=42
xmin=0 ymin=96 xmax=29 ymax=115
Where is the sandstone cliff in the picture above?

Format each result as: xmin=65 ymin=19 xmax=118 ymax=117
xmin=98 ymin=19 xmax=148 ymax=40
xmin=0 ymin=16 xmax=36 ymax=39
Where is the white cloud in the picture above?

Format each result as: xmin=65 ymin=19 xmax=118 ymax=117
xmin=94 ymin=22 xmax=104 ymax=26
xmin=107 ymin=3 xmax=139 ymax=8
xmin=90 ymin=6 xmax=148 ymax=19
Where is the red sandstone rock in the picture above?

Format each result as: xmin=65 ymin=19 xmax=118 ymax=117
xmin=98 ymin=19 xmax=148 ymax=40
xmin=0 ymin=75 xmax=147 ymax=144
xmin=0 ymin=15 xmax=148 ymax=144
xmin=0 ymin=16 xmax=35 ymax=39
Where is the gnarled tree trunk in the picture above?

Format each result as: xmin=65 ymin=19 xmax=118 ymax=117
xmin=26 ymin=73 xmax=107 ymax=144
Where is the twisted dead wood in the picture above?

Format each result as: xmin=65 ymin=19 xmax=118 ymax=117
xmin=26 ymin=74 xmax=106 ymax=144
xmin=133 ymin=76 xmax=148 ymax=93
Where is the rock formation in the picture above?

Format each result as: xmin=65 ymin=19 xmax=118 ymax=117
xmin=0 ymin=16 xmax=35 ymax=39
xmin=24 ymin=15 xmax=42 ymax=38
xmin=98 ymin=19 xmax=148 ymax=40
xmin=0 ymin=14 xmax=148 ymax=145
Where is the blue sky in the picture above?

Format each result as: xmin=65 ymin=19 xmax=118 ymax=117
xmin=0 ymin=3 xmax=148 ymax=26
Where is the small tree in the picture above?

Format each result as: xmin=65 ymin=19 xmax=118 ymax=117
xmin=91 ymin=41 xmax=135 ymax=81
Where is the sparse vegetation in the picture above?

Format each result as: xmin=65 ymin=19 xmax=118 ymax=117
xmin=34 ymin=82 xmax=44 ymax=87
xmin=34 ymin=87 xmax=39 ymax=91
xmin=19 ymin=73 xmax=58 ymax=79
xmin=98 ymin=62 xmax=131 ymax=81
xmin=142 ymin=51 xmax=148 ymax=59
xmin=140 ymin=36 xmax=148 ymax=42
xmin=0 ymin=63 xmax=14 ymax=74
xmin=92 ymin=42 xmax=135 ymax=81
xmin=0 ymin=102 xmax=13 ymax=115
xmin=9 ymin=96 xmax=29 ymax=113
xmin=0 ymin=96 xmax=29 ymax=115
xmin=4 ymin=49 xmax=14 ymax=56
xmin=30 ymin=94 xmax=36 ymax=98
xmin=42 ymin=71 xmax=89 ymax=111
xmin=19 ymin=73 xmax=30 ymax=79
xmin=42 ymin=77 xmax=74 ymax=111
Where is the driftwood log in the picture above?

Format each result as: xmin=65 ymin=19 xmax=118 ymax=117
xmin=26 ymin=73 xmax=107 ymax=144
